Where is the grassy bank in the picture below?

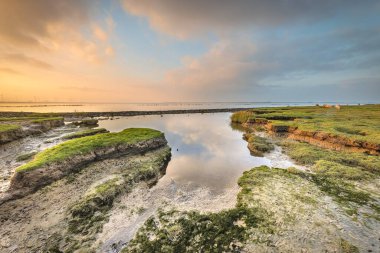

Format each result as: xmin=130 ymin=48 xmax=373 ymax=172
xmin=231 ymin=104 xmax=380 ymax=148
xmin=16 ymin=128 xmax=163 ymax=172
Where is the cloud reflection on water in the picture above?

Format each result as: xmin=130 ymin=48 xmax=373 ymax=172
xmin=98 ymin=113 xmax=272 ymax=192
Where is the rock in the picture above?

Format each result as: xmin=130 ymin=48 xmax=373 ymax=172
xmin=72 ymin=118 xmax=98 ymax=126
xmin=0 ymin=128 xmax=25 ymax=144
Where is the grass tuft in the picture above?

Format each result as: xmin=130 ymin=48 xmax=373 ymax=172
xmin=0 ymin=124 xmax=21 ymax=133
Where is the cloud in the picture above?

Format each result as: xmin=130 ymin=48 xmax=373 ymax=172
xmin=165 ymin=39 xmax=263 ymax=96
xmin=60 ymin=85 xmax=111 ymax=92
xmin=92 ymin=25 xmax=108 ymax=41
xmin=0 ymin=67 xmax=21 ymax=75
xmin=0 ymin=0 xmax=117 ymax=68
xmin=163 ymin=24 xmax=380 ymax=101
xmin=0 ymin=53 xmax=53 ymax=69
xmin=122 ymin=0 xmax=377 ymax=38
xmin=0 ymin=0 xmax=92 ymax=47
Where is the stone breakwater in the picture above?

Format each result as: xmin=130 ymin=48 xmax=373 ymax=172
xmin=0 ymin=107 xmax=256 ymax=118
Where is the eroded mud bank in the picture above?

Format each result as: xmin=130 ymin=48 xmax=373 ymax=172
xmin=0 ymin=130 xmax=171 ymax=253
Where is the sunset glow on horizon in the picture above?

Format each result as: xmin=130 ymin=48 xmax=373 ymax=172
xmin=0 ymin=0 xmax=379 ymax=103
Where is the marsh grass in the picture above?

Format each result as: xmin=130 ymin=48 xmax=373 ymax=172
xmin=231 ymin=104 xmax=380 ymax=145
xmin=230 ymin=111 xmax=255 ymax=123
xmin=281 ymin=140 xmax=380 ymax=174
xmin=279 ymin=140 xmax=380 ymax=216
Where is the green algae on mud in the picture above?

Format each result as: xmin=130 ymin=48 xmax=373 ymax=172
xmin=280 ymin=140 xmax=379 ymax=217
xmin=122 ymin=166 xmax=275 ymax=253
xmin=122 ymin=166 xmax=370 ymax=252
xmin=16 ymin=128 xmax=164 ymax=172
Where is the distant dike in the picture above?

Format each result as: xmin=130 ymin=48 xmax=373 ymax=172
xmin=0 ymin=108 xmax=256 ymax=118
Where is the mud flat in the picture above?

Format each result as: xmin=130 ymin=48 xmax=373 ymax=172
xmin=0 ymin=128 xmax=171 ymax=253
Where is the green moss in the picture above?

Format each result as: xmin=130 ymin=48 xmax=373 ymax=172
xmin=0 ymin=124 xmax=21 ymax=133
xmin=63 ymin=128 xmax=109 ymax=139
xmin=16 ymin=128 xmax=163 ymax=172
xmin=244 ymin=134 xmax=274 ymax=156
xmin=16 ymin=151 xmax=38 ymax=162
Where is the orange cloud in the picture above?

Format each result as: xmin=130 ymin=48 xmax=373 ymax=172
xmin=165 ymin=40 xmax=259 ymax=92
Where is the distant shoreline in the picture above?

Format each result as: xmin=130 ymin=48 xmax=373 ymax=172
xmin=0 ymin=108 xmax=258 ymax=118
xmin=0 ymin=104 xmax=377 ymax=118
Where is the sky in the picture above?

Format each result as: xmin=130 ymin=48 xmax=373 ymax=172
xmin=0 ymin=0 xmax=379 ymax=103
